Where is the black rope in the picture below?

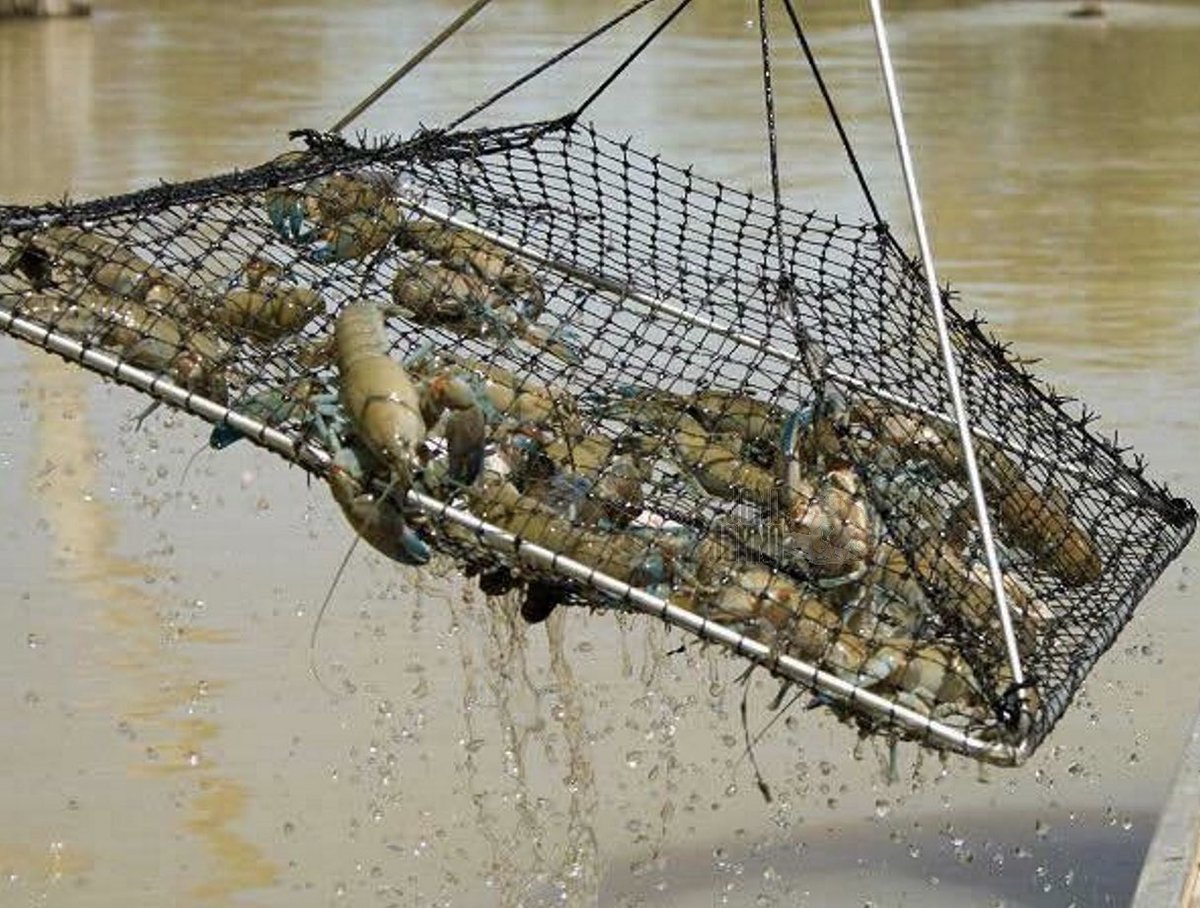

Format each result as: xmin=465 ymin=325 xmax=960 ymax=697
xmin=757 ymin=0 xmax=821 ymax=393
xmin=780 ymin=0 xmax=884 ymax=226
xmin=757 ymin=0 xmax=787 ymax=268
xmin=571 ymin=0 xmax=696 ymax=122
xmin=448 ymin=0 xmax=665 ymax=131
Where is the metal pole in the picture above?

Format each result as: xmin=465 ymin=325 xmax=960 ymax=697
xmin=867 ymin=0 xmax=1025 ymax=690
xmin=330 ymin=0 xmax=494 ymax=135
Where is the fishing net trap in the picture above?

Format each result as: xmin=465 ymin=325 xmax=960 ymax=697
xmin=0 ymin=0 xmax=1193 ymax=767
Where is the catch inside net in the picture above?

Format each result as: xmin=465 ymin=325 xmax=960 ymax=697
xmin=0 ymin=117 xmax=1193 ymax=765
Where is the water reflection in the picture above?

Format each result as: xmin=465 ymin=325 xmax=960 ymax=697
xmin=20 ymin=352 xmax=278 ymax=901
xmin=0 ymin=17 xmax=94 ymax=199
xmin=898 ymin=2 xmax=1200 ymax=376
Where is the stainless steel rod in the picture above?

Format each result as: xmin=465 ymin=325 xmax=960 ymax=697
xmin=867 ymin=0 xmax=1025 ymax=690
xmin=0 ymin=308 xmax=332 ymax=473
xmin=396 ymin=197 xmax=1104 ymax=489
xmin=330 ymin=0 xmax=494 ymax=135
xmin=407 ymin=486 xmax=1024 ymax=765
xmin=0 ymin=308 xmax=1025 ymax=765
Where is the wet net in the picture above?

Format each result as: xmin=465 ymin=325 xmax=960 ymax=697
xmin=0 ymin=117 xmax=1193 ymax=764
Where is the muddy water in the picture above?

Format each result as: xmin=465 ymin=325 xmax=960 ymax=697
xmin=0 ymin=1 xmax=1197 ymax=905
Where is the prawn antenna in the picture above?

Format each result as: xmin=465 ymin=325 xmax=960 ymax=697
xmin=309 ymin=533 xmax=362 ymax=696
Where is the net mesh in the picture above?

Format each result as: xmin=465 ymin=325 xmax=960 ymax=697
xmin=1 ymin=118 xmax=1193 ymax=762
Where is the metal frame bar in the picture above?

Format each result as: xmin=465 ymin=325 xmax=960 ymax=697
xmin=410 ymin=486 xmax=1027 ymax=765
xmin=867 ymin=0 xmax=1024 ymax=691
xmin=392 ymin=195 xmax=1110 ymax=489
xmin=0 ymin=303 xmax=1027 ymax=765
xmin=0 ymin=307 xmax=331 ymax=473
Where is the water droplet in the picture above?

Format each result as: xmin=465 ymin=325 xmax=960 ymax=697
xmin=874 ymin=799 xmax=891 ymax=819
xmin=1035 ymin=819 xmax=1050 ymax=838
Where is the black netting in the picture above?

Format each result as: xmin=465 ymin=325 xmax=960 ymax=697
xmin=1 ymin=118 xmax=1193 ymax=762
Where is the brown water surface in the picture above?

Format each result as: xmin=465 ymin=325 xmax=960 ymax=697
xmin=1 ymin=2 xmax=1197 ymax=905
